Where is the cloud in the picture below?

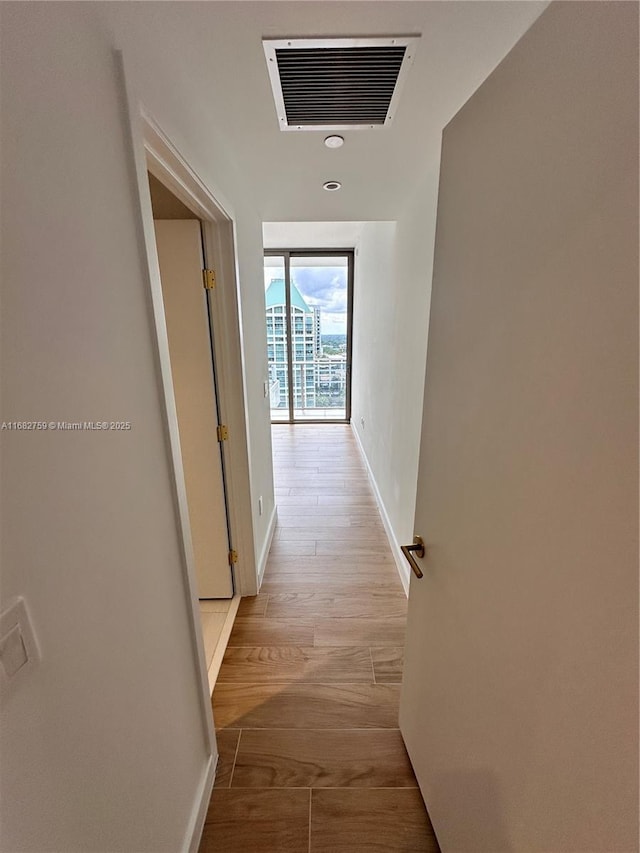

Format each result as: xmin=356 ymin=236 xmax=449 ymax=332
xmin=291 ymin=267 xmax=348 ymax=317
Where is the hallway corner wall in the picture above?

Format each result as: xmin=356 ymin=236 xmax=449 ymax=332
xmin=351 ymin=176 xmax=440 ymax=589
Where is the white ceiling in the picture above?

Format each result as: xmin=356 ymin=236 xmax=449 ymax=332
xmin=102 ymin=1 xmax=548 ymax=223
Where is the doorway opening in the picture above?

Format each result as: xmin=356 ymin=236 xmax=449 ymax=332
xmin=264 ymin=250 xmax=354 ymax=423
xmin=147 ymin=170 xmax=239 ymax=690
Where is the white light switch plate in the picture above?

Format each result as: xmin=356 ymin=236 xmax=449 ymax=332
xmin=0 ymin=597 xmax=40 ymax=692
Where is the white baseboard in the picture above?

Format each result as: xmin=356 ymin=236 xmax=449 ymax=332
xmin=257 ymin=504 xmax=278 ymax=589
xmin=206 ymin=594 xmax=241 ymax=694
xmin=350 ymin=423 xmax=410 ymax=596
xmin=184 ymin=754 xmax=215 ymax=853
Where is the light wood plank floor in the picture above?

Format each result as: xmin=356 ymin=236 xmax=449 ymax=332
xmin=200 ymin=424 xmax=440 ymax=853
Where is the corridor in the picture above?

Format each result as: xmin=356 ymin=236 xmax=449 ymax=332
xmin=200 ymin=424 xmax=439 ymax=852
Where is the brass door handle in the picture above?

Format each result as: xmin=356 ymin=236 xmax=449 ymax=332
xmin=401 ymin=536 xmax=425 ymax=579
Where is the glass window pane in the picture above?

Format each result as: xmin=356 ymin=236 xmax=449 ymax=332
xmin=264 ymin=256 xmax=289 ymax=421
xmin=289 ymin=256 xmax=349 ymax=420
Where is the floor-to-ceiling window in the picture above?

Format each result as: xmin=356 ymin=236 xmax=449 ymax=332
xmin=264 ymin=250 xmax=354 ymax=423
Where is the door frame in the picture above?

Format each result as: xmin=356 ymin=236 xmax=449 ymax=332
xmin=264 ymin=248 xmax=355 ymax=424
xmin=139 ymin=115 xmax=256 ymax=599
xmin=118 ymin=51 xmax=257 ymax=851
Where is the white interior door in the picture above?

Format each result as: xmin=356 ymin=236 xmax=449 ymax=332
xmin=154 ymin=220 xmax=233 ymax=599
xmin=399 ymin=5 xmax=638 ymax=852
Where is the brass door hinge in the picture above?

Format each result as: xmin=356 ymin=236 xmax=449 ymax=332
xmin=217 ymin=424 xmax=229 ymax=442
xmin=228 ymin=549 xmax=238 ymax=565
xmin=203 ymin=269 xmax=216 ymax=290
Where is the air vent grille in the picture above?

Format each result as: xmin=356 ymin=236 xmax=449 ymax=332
xmin=264 ymin=37 xmax=419 ymax=131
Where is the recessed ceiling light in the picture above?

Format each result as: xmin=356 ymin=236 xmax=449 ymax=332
xmin=324 ymin=135 xmax=344 ymax=149
xmin=323 ymin=181 xmax=342 ymax=192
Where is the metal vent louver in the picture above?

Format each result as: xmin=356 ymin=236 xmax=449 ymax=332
xmin=263 ymin=37 xmax=419 ymax=131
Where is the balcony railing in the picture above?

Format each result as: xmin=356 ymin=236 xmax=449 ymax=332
xmin=268 ymin=356 xmax=347 ymax=418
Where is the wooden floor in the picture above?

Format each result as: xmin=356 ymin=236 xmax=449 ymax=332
xmin=200 ymin=424 xmax=439 ymax=853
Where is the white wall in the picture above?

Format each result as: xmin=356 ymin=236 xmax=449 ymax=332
xmin=0 ymin=3 xmax=273 ymax=850
xmin=263 ymin=221 xmax=365 ymax=250
xmin=351 ymin=171 xmax=440 ymax=588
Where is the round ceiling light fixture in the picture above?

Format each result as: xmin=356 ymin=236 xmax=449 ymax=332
xmin=324 ymin=135 xmax=344 ymax=149
xmin=323 ymin=180 xmax=342 ymax=192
